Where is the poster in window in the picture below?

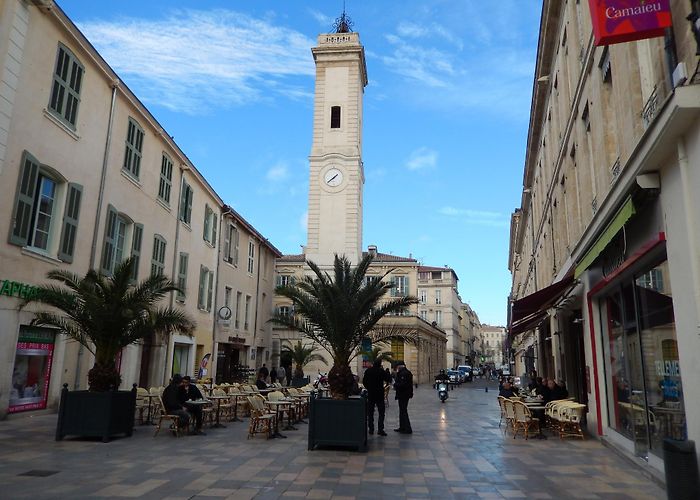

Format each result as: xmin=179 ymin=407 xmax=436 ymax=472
xmin=9 ymin=327 xmax=55 ymax=413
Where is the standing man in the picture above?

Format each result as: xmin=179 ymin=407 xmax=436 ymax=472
xmin=270 ymin=366 xmax=278 ymax=384
xmin=363 ymin=359 xmax=391 ymax=436
xmin=260 ymin=363 xmax=269 ymax=382
xmin=393 ymin=361 xmax=413 ymax=434
xmin=277 ymin=365 xmax=286 ymax=387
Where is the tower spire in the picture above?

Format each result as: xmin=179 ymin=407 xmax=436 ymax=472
xmin=332 ymin=2 xmax=353 ymax=33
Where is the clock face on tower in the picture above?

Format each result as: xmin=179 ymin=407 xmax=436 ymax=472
xmin=323 ymin=167 xmax=344 ymax=187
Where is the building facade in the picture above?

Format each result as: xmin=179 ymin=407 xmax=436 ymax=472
xmin=508 ymin=0 xmax=700 ymax=476
xmin=0 ymin=0 xmax=278 ymax=417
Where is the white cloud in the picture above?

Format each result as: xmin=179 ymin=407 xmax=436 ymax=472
xmin=396 ymin=21 xmax=464 ymax=50
xmin=266 ymin=161 xmax=290 ymax=182
xmin=382 ymin=35 xmax=454 ymax=88
xmin=439 ymin=206 xmax=509 ymax=228
xmin=406 ymin=147 xmax=438 ymax=171
xmin=77 ymin=9 xmax=316 ymax=114
xmin=307 ymin=9 xmax=333 ymax=28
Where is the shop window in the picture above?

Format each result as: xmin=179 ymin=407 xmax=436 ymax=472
xmin=391 ymin=339 xmax=405 ymax=362
xmin=9 ymin=327 xmax=55 ymax=413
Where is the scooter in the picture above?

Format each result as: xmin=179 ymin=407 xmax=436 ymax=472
xmin=313 ymin=371 xmax=328 ymax=389
xmin=436 ymin=379 xmax=449 ymax=403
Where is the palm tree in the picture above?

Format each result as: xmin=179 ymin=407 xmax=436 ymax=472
xmin=359 ymin=345 xmax=394 ymax=365
xmin=281 ymin=340 xmax=327 ymax=379
xmin=272 ymin=254 xmax=418 ymax=399
xmin=24 ymin=257 xmax=195 ymax=392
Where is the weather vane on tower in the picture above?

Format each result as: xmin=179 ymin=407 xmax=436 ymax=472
xmin=332 ymin=0 xmax=353 ymax=33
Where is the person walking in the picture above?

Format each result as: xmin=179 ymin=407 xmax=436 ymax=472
xmin=277 ymin=365 xmax=286 ymax=386
xmin=363 ymin=359 xmax=391 ymax=436
xmin=270 ymin=366 xmax=278 ymax=384
xmin=393 ymin=361 xmax=413 ymax=434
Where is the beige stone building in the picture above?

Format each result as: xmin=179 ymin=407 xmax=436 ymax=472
xmin=460 ymin=303 xmax=482 ymax=367
xmin=0 ymin=0 xmax=279 ymax=417
xmin=508 ymin=0 xmax=700 ymax=475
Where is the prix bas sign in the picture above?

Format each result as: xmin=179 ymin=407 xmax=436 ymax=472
xmin=588 ymin=0 xmax=672 ymax=46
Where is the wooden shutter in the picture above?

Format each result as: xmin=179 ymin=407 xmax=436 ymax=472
xmin=211 ymin=213 xmax=217 ymax=247
xmin=233 ymin=227 xmax=239 ymax=264
xmin=9 ymin=151 xmax=40 ymax=246
xmin=130 ymin=223 xmax=143 ymax=280
xmin=198 ymin=266 xmax=206 ymax=309
xmin=179 ymin=181 xmax=187 ymax=221
xmin=203 ymin=205 xmax=210 ymax=241
xmin=390 ymin=276 xmax=397 ymax=297
xmin=207 ymin=270 xmax=214 ymax=311
xmin=177 ymin=253 xmax=188 ymax=301
xmin=224 ymin=224 xmax=231 ymax=262
xmin=58 ymin=182 xmax=83 ymax=262
xmin=100 ymin=205 xmax=118 ymax=274
xmin=186 ymin=187 xmax=193 ymax=223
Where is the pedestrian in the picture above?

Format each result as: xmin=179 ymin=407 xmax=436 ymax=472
xmin=260 ymin=363 xmax=269 ymax=381
xmin=277 ymin=365 xmax=286 ymax=386
xmin=270 ymin=366 xmax=278 ymax=384
xmin=393 ymin=361 xmax=413 ymax=434
xmin=363 ymin=359 xmax=391 ymax=436
xmin=285 ymin=363 xmax=293 ymax=386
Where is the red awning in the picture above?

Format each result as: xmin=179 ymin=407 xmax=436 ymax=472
xmin=509 ymin=274 xmax=575 ymax=335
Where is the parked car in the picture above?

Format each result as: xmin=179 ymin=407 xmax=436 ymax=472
xmin=457 ymin=365 xmax=473 ymax=382
xmin=447 ymin=369 xmax=462 ymax=384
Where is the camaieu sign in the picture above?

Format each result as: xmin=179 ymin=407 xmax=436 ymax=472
xmin=589 ymin=0 xmax=672 ymax=46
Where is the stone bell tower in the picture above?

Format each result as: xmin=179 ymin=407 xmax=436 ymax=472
xmin=305 ymin=12 xmax=368 ymax=267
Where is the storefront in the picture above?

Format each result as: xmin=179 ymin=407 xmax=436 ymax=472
xmin=9 ymin=326 xmax=56 ymax=414
xmin=215 ymin=337 xmax=246 ymax=383
xmin=590 ymin=236 xmax=687 ymax=460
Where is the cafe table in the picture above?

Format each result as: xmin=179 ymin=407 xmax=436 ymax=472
xmin=208 ymin=395 xmax=231 ymax=428
xmin=229 ymin=393 xmax=245 ymax=422
xmin=264 ymin=400 xmax=292 ymax=438
xmin=144 ymin=393 xmax=160 ymax=425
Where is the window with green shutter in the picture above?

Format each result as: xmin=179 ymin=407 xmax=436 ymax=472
xmin=57 ymin=183 xmax=83 ymax=263
xmin=123 ymin=118 xmax=144 ymax=179
xmin=9 ymin=152 xmax=40 ymax=247
xmin=100 ymin=205 xmax=118 ymax=274
xmin=151 ymin=234 xmax=166 ymax=276
xmin=198 ymin=265 xmax=208 ymax=310
xmin=203 ymin=205 xmax=218 ymax=246
xmin=179 ymin=181 xmax=193 ymax=224
xmin=158 ymin=153 xmax=173 ymax=204
xmin=48 ymin=44 xmax=83 ymax=129
xmin=177 ymin=253 xmax=188 ymax=302
xmin=206 ymin=269 xmax=214 ymax=312
xmin=130 ymin=223 xmax=143 ymax=280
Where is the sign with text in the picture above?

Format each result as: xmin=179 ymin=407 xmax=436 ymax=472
xmin=588 ymin=0 xmax=672 ymax=46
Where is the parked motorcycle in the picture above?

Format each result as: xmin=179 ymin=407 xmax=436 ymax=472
xmin=313 ymin=371 xmax=329 ymax=389
xmin=436 ymin=379 xmax=449 ymax=403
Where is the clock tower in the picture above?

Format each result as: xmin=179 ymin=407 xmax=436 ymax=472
xmin=305 ymin=22 xmax=368 ymax=267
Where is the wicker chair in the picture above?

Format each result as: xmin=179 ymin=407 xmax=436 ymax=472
xmin=497 ymin=396 xmax=508 ymax=428
xmin=154 ymin=394 xmax=184 ymax=437
xmin=246 ymin=396 xmax=276 ymax=439
xmin=512 ymin=401 xmax=540 ymax=439
xmin=135 ymin=387 xmax=150 ymax=424
xmin=503 ymin=398 xmax=516 ymax=435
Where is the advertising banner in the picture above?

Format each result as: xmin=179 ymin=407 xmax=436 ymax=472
xmin=9 ymin=327 xmax=55 ymax=413
xmin=588 ymin=0 xmax=672 ymax=46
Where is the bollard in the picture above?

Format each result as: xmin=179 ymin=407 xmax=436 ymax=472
xmin=485 ymin=386 xmax=488 ymax=393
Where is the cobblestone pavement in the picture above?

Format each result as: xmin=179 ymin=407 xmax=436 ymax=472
xmin=0 ymin=381 xmax=666 ymax=499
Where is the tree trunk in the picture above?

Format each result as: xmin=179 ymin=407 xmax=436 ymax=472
xmin=328 ymin=363 xmax=354 ymax=400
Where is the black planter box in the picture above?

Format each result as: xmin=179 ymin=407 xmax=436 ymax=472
xmin=308 ymin=393 xmax=367 ymax=452
xmin=291 ymin=376 xmax=310 ymax=387
xmin=55 ymin=384 xmax=137 ymax=442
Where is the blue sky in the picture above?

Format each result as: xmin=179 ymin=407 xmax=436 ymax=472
xmin=56 ymin=1 xmax=541 ymax=326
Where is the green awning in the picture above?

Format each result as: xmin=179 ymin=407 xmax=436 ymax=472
xmin=575 ymin=196 xmax=636 ymax=278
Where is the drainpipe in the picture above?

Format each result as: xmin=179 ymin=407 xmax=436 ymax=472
xmin=161 ymin=166 xmax=188 ymax=385
xmin=76 ymin=81 xmax=118 ymax=390
xmin=211 ymin=206 xmax=232 ymax=382
xmin=677 ymin=139 xmax=700 ymax=335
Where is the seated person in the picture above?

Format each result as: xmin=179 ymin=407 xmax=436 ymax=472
xmin=543 ymin=379 xmax=568 ymax=403
xmin=162 ymin=374 xmax=190 ymax=433
xmin=255 ymin=371 xmax=269 ymax=390
xmin=499 ymin=380 xmax=519 ymax=398
xmin=178 ymin=375 xmax=206 ymax=435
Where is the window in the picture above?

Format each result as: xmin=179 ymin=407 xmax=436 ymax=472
xmin=101 ymin=205 xmax=139 ymax=276
xmin=247 ymin=240 xmax=255 ymax=274
xmin=130 ymin=223 xmax=143 ymax=280
xmin=179 ymin=181 xmax=193 ymax=224
xmin=432 ymin=271 xmax=442 ymax=280
xmin=123 ymin=118 xmax=144 ymax=179
xmin=599 ymin=46 xmax=612 ymax=84
xmin=235 ymin=291 xmax=242 ymax=329
xmin=203 ymin=204 xmax=217 ymax=246
xmin=418 ymin=272 xmax=430 ymax=280
xmin=435 ymin=310 xmax=442 ymax=326
xmin=278 ymin=305 xmax=291 ymax=319
xmin=9 ymin=152 xmax=83 ymax=262
xmin=158 ymin=154 xmax=173 ymax=204
xmin=391 ymin=276 xmax=409 ymax=297
xmin=330 ymin=106 xmax=341 ymax=128
xmin=435 ymin=289 xmax=442 ymax=305
xmin=244 ymin=295 xmax=251 ymax=330
xmin=151 ymin=234 xmax=166 ymax=276
xmin=176 ymin=253 xmax=188 ymax=302
xmin=420 ymin=310 xmax=428 ymax=321
xmin=224 ymin=223 xmax=239 ymax=264
xmin=276 ymin=275 xmax=295 ymax=287
xmin=48 ymin=44 xmax=83 ymax=128
xmin=391 ymin=339 xmax=404 ymax=362
xmin=224 ymin=286 xmax=232 ymax=308
xmin=197 ymin=265 xmax=214 ymax=311
xmin=418 ymin=289 xmax=427 ymax=304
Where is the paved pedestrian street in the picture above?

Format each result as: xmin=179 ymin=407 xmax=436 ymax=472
xmin=0 ymin=383 xmax=665 ymax=499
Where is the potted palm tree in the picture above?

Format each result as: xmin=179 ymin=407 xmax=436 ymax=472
xmin=272 ymin=254 xmax=418 ymax=451
xmin=281 ymin=340 xmax=326 ymax=386
xmin=359 ymin=345 xmax=394 ymax=365
xmin=24 ymin=258 xmax=194 ymax=442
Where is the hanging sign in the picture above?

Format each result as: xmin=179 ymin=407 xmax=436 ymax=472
xmin=588 ymin=0 xmax=672 ymax=46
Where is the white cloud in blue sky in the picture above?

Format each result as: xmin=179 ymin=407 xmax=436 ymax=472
xmin=406 ymin=147 xmax=438 ymax=171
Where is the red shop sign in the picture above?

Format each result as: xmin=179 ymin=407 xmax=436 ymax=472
xmin=588 ymin=0 xmax=672 ymax=46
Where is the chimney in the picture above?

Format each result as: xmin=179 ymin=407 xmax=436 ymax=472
xmin=368 ymin=245 xmax=378 ymax=257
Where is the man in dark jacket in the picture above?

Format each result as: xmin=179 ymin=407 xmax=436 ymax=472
xmin=363 ymin=359 xmax=391 ymax=436
xmin=393 ymin=361 xmax=413 ymax=434
xmin=162 ymin=374 xmax=189 ymax=432
xmin=178 ymin=375 xmax=206 ymax=434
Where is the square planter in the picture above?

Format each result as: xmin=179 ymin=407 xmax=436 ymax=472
xmin=308 ymin=393 xmax=367 ymax=452
xmin=55 ymin=384 xmax=137 ymax=442
xmin=291 ymin=376 xmax=310 ymax=388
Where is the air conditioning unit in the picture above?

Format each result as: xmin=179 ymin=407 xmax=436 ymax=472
xmin=672 ymin=62 xmax=688 ymax=88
